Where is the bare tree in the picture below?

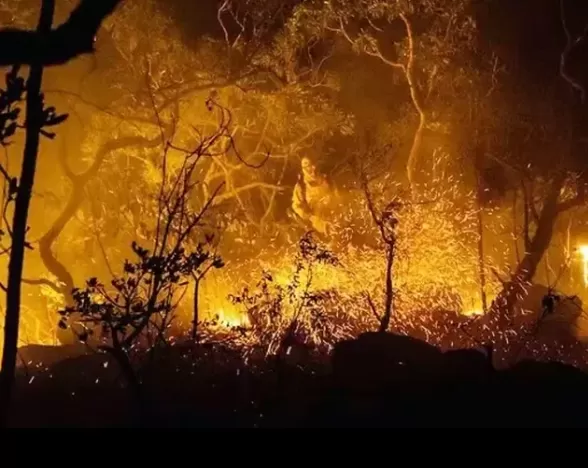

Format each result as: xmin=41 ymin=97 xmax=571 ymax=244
xmin=357 ymin=153 xmax=399 ymax=333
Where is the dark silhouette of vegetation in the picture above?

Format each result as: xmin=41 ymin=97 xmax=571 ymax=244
xmin=9 ymin=330 xmax=588 ymax=427
xmin=0 ymin=0 xmax=69 ymax=427
xmin=358 ymin=159 xmax=399 ymax=334
xmin=59 ymin=108 xmax=227 ymax=412
xmin=0 ymin=0 xmax=122 ymax=66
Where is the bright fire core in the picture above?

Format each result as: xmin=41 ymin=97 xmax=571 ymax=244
xmin=579 ymin=245 xmax=588 ymax=287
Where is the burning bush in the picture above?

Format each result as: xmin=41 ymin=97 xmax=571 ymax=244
xmin=230 ymin=232 xmax=350 ymax=355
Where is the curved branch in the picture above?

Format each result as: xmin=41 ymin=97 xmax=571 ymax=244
xmin=328 ymin=8 xmax=426 ymax=191
xmin=0 ymin=0 xmax=123 ymax=66
xmin=398 ymin=13 xmax=426 ymax=191
xmin=22 ymin=277 xmax=62 ymax=294
xmin=38 ymin=133 xmax=163 ymax=303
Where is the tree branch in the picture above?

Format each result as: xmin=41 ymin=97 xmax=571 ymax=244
xmin=0 ymin=0 xmax=123 ymax=66
xmin=22 ymin=277 xmax=62 ymax=294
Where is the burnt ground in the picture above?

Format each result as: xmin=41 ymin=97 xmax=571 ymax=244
xmin=7 ymin=332 xmax=588 ymax=427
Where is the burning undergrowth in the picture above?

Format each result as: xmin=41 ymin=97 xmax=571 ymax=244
xmin=0 ymin=98 xmax=581 ymax=369
xmin=5 ymin=168 xmax=588 ymax=374
xmin=6 ymin=154 xmax=584 ymax=372
xmin=182 ymin=170 xmax=508 ymax=354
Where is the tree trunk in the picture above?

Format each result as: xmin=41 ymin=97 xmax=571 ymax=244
xmin=406 ymin=111 xmax=426 ymax=191
xmin=399 ymin=13 xmax=426 ymax=193
xmin=191 ymin=278 xmax=200 ymax=343
xmin=475 ymin=176 xmax=488 ymax=314
xmin=481 ymin=180 xmax=562 ymax=363
xmin=500 ymin=182 xmax=560 ymax=310
xmin=107 ymin=346 xmax=149 ymax=425
xmin=39 ymin=135 xmax=163 ymax=345
xmin=0 ymin=0 xmax=55 ymax=427
xmin=378 ymin=241 xmax=395 ymax=333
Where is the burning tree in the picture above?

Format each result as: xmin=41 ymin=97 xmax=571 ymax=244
xmin=292 ymin=0 xmax=477 ymax=191
xmin=461 ymin=1 xmax=588 ymax=362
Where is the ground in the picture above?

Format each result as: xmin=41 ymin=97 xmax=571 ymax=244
xmin=7 ymin=332 xmax=588 ymax=427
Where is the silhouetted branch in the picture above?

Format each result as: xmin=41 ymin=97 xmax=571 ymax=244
xmin=364 ymin=292 xmax=381 ymax=321
xmin=358 ymin=159 xmax=398 ymax=333
xmin=0 ymin=0 xmax=123 ymax=66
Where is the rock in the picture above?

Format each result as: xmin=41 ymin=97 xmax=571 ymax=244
xmin=443 ymin=347 xmax=493 ymax=383
xmin=17 ymin=344 xmax=89 ymax=371
xmin=332 ymin=332 xmax=444 ymax=394
xmin=493 ymin=360 xmax=588 ymax=426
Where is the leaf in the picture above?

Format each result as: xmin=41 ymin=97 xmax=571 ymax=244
xmin=44 ymin=113 xmax=69 ymax=127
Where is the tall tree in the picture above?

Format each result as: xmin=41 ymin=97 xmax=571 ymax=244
xmin=466 ymin=0 xmax=588 ymax=363
xmin=0 ymin=0 xmax=67 ymax=427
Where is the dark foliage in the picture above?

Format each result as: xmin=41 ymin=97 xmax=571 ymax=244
xmin=0 ymin=0 xmax=122 ymax=66
xmin=59 ymin=240 xmax=220 ymax=349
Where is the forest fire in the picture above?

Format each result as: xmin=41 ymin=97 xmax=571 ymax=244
xmin=0 ymin=0 xmax=582 ymax=360
xmin=0 ymin=0 xmax=587 ymax=428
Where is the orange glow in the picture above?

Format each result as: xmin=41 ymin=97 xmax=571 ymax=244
xmin=0 ymin=0 xmax=581 ymax=368
xmin=579 ymin=245 xmax=588 ymax=287
xmin=462 ymin=308 xmax=485 ymax=317
xmin=215 ymin=308 xmax=249 ymax=328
